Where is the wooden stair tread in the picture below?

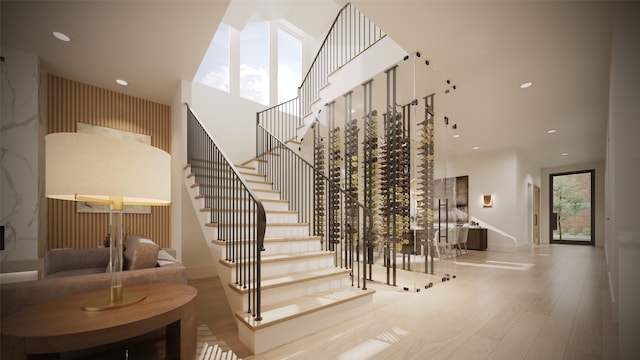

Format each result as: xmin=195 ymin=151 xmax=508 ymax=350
xmin=230 ymin=267 xmax=350 ymax=293
xmin=207 ymin=222 xmax=308 ymax=228
xmin=200 ymin=208 xmax=297 ymax=215
xmin=212 ymin=236 xmax=321 ymax=244
xmin=219 ymin=250 xmax=332 ymax=267
xmin=189 ymin=175 xmax=271 ymax=185
xmin=235 ymin=287 xmax=375 ymax=329
xmin=195 ymin=195 xmax=287 ymax=204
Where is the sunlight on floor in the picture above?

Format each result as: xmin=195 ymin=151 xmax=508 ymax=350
xmin=456 ymin=260 xmax=534 ymax=271
xmin=336 ymin=326 xmax=410 ymax=360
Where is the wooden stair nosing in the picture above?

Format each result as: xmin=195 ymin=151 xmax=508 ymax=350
xmin=194 ymin=195 xmax=288 ymax=205
xmin=188 ymin=158 xmax=255 ymax=170
xmin=199 ymin=208 xmax=298 ymax=215
xmin=218 ymin=250 xmax=332 ymax=268
xmin=240 ymin=157 xmax=268 ymax=166
xmin=235 ymin=287 xmax=375 ymax=330
xmin=210 ymin=236 xmax=322 ymax=246
xmin=191 ymin=184 xmax=280 ymax=196
xmin=228 ymin=267 xmax=351 ymax=295
xmin=187 ymin=165 xmax=265 ymax=179
xmin=211 ymin=222 xmax=309 ymax=228
xmin=188 ymin=175 xmax=272 ymax=186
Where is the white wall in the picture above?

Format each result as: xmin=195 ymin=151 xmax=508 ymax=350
xmin=607 ymin=3 xmax=640 ymax=358
xmin=172 ymin=81 xmax=218 ymax=279
xmin=540 ymin=161 xmax=605 ymax=247
xmin=0 ymin=46 xmax=41 ymax=265
xmin=191 ymin=82 xmax=266 ymax=165
xmin=455 ymin=150 xmax=518 ymax=250
xmin=516 ymin=150 xmax=541 ymax=246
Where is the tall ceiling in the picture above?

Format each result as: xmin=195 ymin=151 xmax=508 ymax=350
xmin=2 ymin=0 xmax=614 ymax=169
xmin=352 ymin=0 xmax=613 ymax=169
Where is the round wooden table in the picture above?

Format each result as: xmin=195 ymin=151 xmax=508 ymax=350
xmin=1 ymin=282 xmax=197 ymax=359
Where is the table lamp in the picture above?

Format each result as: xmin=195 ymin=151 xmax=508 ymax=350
xmin=45 ymin=132 xmax=171 ymax=311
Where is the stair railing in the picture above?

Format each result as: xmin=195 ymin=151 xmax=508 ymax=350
xmin=257 ymin=2 xmax=386 ymax=144
xmin=256 ymin=123 xmax=374 ymax=290
xmin=187 ymin=106 xmax=266 ymax=321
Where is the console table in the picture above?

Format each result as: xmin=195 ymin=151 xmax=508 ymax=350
xmin=1 ymin=282 xmax=197 ymax=359
xmin=467 ymin=228 xmax=488 ymax=251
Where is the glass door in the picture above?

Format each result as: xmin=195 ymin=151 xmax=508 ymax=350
xmin=550 ymin=170 xmax=595 ymax=245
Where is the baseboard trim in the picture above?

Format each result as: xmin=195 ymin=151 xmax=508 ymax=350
xmin=187 ymin=264 xmax=218 ymax=280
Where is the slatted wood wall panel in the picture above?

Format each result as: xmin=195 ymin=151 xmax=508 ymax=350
xmin=47 ymin=75 xmax=171 ymax=249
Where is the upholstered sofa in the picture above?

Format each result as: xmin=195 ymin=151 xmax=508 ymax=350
xmin=0 ymin=235 xmax=186 ymax=318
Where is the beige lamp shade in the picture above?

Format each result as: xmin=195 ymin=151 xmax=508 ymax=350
xmin=45 ymin=132 xmax=171 ymax=207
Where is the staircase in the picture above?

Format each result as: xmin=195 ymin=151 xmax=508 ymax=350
xmin=184 ymin=158 xmax=375 ymax=354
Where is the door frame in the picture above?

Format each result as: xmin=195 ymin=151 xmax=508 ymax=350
xmin=533 ymin=184 xmax=541 ymax=245
xmin=549 ymin=169 xmax=595 ymax=246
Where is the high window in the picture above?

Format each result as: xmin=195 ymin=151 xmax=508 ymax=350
xmin=194 ymin=21 xmax=303 ymax=107
xmin=194 ymin=23 xmax=230 ymax=92
xmin=240 ymin=22 xmax=270 ymax=105
xmin=277 ymin=27 xmax=302 ymax=103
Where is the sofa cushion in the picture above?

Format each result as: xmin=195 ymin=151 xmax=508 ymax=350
xmin=45 ymin=267 xmax=107 ymax=279
xmin=44 ymin=247 xmax=110 ymax=277
xmin=124 ymin=235 xmax=159 ymax=270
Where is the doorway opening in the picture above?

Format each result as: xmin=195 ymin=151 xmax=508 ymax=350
xmin=550 ymin=170 xmax=595 ymax=245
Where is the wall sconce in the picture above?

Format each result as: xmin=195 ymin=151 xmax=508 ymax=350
xmin=483 ymin=194 xmax=493 ymax=208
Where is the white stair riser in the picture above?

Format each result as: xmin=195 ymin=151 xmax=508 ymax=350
xmin=254 ymin=191 xmax=280 ymax=200
xmin=203 ymin=226 xmax=218 ymax=240
xmin=259 ymin=275 xmax=350 ymax=308
xmin=265 ymin=224 xmax=309 ymax=238
xmin=215 ymin=223 xmax=308 ymax=238
xmin=193 ymin=200 xmax=289 ymax=212
xmin=191 ymin=184 xmax=278 ymax=200
xmin=264 ymin=238 xmax=322 ymax=254
xmin=232 ymin=275 xmax=351 ymax=312
xmin=260 ymin=256 xmax=335 ymax=279
xmin=240 ymin=172 xmax=266 ymax=182
xmin=224 ymin=255 xmax=335 ymax=283
xmin=200 ymin=211 xmax=298 ymax=224
xmin=198 ymin=199 xmax=288 ymax=211
xmin=262 ymin=201 xmax=290 ymax=211
xmin=188 ymin=173 xmax=265 ymax=185
xmin=237 ymin=293 xmax=374 ymax=354
xmin=218 ymin=238 xmax=322 ymax=258
xmin=247 ymin=181 xmax=273 ymax=191
xmin=266 ymin=212 xmax=298 ymax=223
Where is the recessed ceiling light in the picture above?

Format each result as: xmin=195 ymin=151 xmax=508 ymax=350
xmin=53 ymin=31 xmax=71 ymax=42
xmin=561 ymin=152 xmax=568 ymax=156
xmin=472 ymin=146 xmax=480 ymax=150
xmin=453 ymin=134 xmax=460 ymax=138
xmin=520 ymin=82 xmax=533 ymax=89
xmin=547 ymin=129 xmax=557 ymax=134
xmin=116 ymin=79 xmax=128 ymax=86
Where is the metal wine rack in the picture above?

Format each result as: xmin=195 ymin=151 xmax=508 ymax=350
xmin=328 ymin=124 xmax=342 ymax=253
xmin=363 ymin=110 xmax=380 ymax=259
xmin=313 ymin=123 xmax=326 ymax=246
xmin=344 ymin=118 xmax=359 ymax=264
xmin=417 ymin=94 xmax=436 ymax=273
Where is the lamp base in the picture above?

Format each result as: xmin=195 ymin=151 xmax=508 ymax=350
xmin=82 ymin=286 xmax=146 ymax=311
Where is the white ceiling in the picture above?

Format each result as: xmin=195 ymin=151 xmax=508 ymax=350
xmin=1 ymin=0 xmax=228 ymax=105
xmin=352 ymin=0 xmax=613 ymax=169
xmin=2 ymin=0 xmax=614 ymax=170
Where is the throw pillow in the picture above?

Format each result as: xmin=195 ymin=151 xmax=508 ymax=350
xmin=124 ymin=234 xmax=159 ymax=270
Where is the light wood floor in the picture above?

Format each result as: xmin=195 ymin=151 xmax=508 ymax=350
xmin=189 ymin=244 xmax=620 ymax=360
